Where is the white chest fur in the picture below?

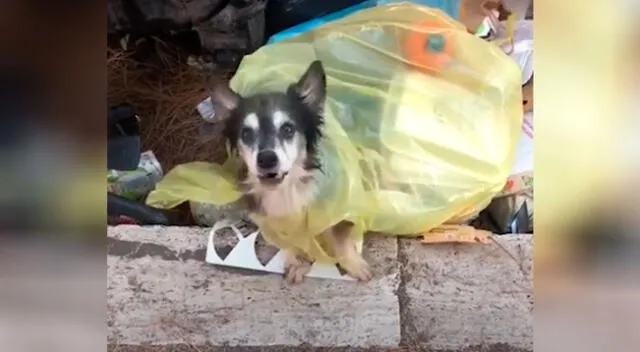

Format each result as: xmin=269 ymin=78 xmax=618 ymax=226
xmin=246 ymin=165 xmax=317 ymax=217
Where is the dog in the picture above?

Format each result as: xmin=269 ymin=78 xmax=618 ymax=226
xmin=209 ymin=60 xmax=372 ymax=284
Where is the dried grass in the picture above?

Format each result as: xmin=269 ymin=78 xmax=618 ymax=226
xmin=107 ymin=42 xmax=229 ymax=172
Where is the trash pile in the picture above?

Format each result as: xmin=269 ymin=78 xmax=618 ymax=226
xmin=107 ymin=48 xmax=229 ymax=225
xmin=108 ymin=0 xmax=268 ymax=72
xmin=472 ymin=16 xmax=534 ymax=234
xmin=107 ymin=0 xmax=534 ymax=237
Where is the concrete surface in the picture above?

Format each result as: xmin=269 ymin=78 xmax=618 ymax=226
xmin=398 ymin=238 xmax=533 ymax=350
xmin=107 ymin=226 xmax=532 ymax=351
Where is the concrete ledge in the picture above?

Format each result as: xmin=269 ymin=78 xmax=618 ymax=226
xmin=108 ymin=226 xmax=401 ymax=347
xmin=107 ymin=226 xmax=532 ymax=351
xmin=398 ymin=238 xmax=533 ymax=351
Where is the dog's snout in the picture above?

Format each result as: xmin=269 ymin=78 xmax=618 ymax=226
xmin=256 ymin=150 xmax=279 ymax=170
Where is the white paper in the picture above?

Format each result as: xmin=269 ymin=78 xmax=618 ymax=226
xmin=196 ymin=96 xmax=216 ymax=121
xmin=511 ymin=111 xmax=533 ymax=175
xmin=206 ymin=219 xmax=357 ymax=281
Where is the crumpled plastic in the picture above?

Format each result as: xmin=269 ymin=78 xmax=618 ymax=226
xmin=147 ymin=3 xmax=523 ymax=262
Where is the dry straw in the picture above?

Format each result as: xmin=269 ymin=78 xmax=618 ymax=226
xmin=107 ymin=40 xmax=229 ymax=172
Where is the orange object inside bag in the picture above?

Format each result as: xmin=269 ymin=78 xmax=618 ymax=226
xmin=403 ymin=20 xmax=458 ymax=74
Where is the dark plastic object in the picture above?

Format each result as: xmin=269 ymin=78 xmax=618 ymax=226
xmin=195 ymin=0 xmax=268 ymax=68
xmin=265 ymin=0 xmax=365 ymax=37
xmin=108 ymin=193 xmax=170 ymax=225
xmin=108 ymin=136 xmax=141 ymax=171
xmin=108 ymin=104 xmax=141 ymax=171
xmin=510 ymin=201 xmax=532 ymax=234
xmin=107 ymin=0 xmax=230 ymax=34
xmin=108 ymin=103 xmax=170 ymax=225
xmin=471 ymin=198 xmax=533 ymax=234
xmin=107 ymin=0 xmax=268 ymax=70
xmin=108 ymin=104 xmax=138 ymax=131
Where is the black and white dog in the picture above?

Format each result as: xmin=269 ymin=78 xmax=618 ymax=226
xmin=210 ymin=61 xmax=371 ymax=284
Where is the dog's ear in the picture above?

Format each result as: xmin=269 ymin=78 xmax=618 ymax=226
xmin=209 ymin=82 xmax=240 ymax=122
xmin=289 ymin=60 xmax=326 ymax=113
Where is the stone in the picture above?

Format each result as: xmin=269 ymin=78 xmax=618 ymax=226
xmin=398 ymin=235 xmax=533 ymax=350
xmin=107 ymin=226 xmax=401 ymax=347
xmin=107 ymin=226 xmax=534 ymax=351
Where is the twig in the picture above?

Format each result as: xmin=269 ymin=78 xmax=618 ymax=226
xmin=489 ymin=235 xmax=528 ymax=278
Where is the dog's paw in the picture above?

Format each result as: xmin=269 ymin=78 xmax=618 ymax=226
xmin=338 ymin=254 xmax=372 ymax=282
xmin=283 ymin=249 xmax=313 ymax=284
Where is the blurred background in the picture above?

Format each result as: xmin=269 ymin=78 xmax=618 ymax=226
xmin=0 ymin=0 xmax=639 ymax=351
xmin=0 ymin=2 xmax=105 ymax=352
xmin=534 ymin=0 xmax=640 ymax=351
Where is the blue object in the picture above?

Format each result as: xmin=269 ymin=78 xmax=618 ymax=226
xmin=267 ymin=0 xmax=461 ymax=44
xmin=426 ymin=33 xmax=446 ymax=53
xmin=267 ymin=1 xmax=377 ymax=44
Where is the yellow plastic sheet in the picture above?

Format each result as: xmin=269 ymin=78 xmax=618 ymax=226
xmin=147 ymin=3 xmax=523 ymax=262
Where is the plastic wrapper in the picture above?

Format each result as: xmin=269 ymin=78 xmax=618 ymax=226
xmin=107 ymin=151 xmax=163 ymax=200
xmin=147 ymin=3 xmax=523 ymax=262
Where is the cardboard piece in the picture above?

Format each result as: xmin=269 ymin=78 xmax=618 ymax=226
xmin=205 ymin=219 xmax=357 ymax=281
xmin=421 ymin=225 xmax=492 ymax=244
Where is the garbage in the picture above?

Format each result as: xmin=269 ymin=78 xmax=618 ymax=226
xmin=504 ymin=19 xmax=534 ymax=112
xmin=147 ymin=3 xmax=523 ymax=261
xmin=427 ymin=110 xmax=532 ymax=236
xmin=107 ymin=151 xmax=164 ymax=201
xmin=108 ymin=0 xmax=268 ymax=71
xmin=206 ymin=219 xmax=357 ymax=280
xmin=267 ymin=0 xmax=508 ymax=44
xmin=108 ymin=193 xmax=171 ymax=226
xmin=107 ymin=49 xmax=228 ymax=172
xmin=421 ymin=225 xmax=492 ymax=244
xmin=471 ymin=109 xmax=533 ymax=234
xmin=108 ymin=102 xmax=171 ymax=225
xmin=468 ymin=17 xmax=534 ymax=234
xmin=107 ymin=103 xmax=141 ymax=171
xmin=266 ymin=0 xmax=371 ymax=42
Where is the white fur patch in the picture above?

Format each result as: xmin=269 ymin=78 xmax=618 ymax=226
xmin=271 ymin=110 xmax=299 ymax=174
xmin=273 ymin=110 xmax=288 ymax=128
xmin=245 ymin=161 xmax=317 ymax=217
xmin=244 ymin=113 xmax=259 ymax=129
xmin=274 ymin=136 xmax=298 ymax=173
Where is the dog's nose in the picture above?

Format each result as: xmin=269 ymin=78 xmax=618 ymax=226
xmin=256 ymin=150 xmax=279 ymax=170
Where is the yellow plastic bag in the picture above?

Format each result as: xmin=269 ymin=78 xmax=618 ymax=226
xmin=147 ymin=3 xmax=523 ymax=262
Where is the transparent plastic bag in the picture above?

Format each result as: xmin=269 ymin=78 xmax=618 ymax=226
xmin=147 ymin=3 xmax=523 ymax=262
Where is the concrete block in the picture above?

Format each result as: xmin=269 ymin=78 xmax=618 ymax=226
xmin=107 ymin=226 xmax=401 ymax=347
xmin=398 ymin=235 xmax=533 ymax=351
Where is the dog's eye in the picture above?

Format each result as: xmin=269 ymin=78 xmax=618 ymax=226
xmin=240 ymin=128 xmax=254 ymax=143
xmin=280 ymin=123 xmax=295 ymax=139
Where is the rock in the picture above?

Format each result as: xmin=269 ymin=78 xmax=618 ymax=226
xmin=107 ymin=226 xmax=401 ymax=347
xmin=398 ymin=235 xmax=533 ymax=351
xmin=107 ymin=226 xmax=533 ymax=351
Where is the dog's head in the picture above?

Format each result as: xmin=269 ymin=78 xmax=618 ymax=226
xmin=210 ymin=61 xmax=326 ymax=186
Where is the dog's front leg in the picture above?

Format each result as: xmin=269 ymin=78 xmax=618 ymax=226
xmin=323 ymin=221 xmax=372 ymax=282
xmin=283 ymin=248 xmax=313 ymax=284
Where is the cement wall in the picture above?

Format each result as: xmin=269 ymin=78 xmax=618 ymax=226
xmin=107 ymin=226 xmax=532 ymax=351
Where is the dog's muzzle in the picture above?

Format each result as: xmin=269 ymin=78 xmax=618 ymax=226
xmin=256 ymin=150 xmax=288 ymax=184
xmin=258 ymin=171 xmax=288 ymax=185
